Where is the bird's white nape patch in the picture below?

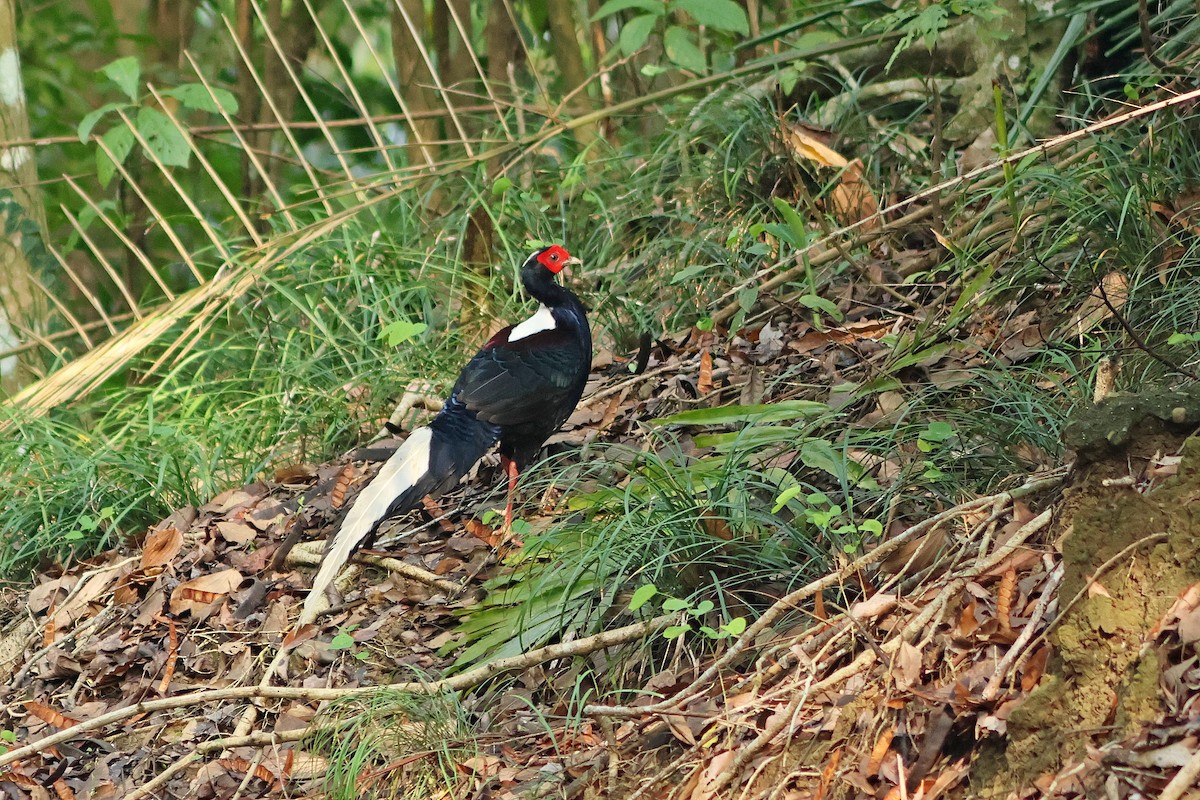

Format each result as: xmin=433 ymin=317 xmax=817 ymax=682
xmin=508 ymin=304 xmax=557 ymax=341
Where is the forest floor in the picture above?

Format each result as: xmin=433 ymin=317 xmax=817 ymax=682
xmin=3 ymin=295 xmax=1200 ymax=800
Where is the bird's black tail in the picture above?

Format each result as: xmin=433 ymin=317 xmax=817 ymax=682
xmin=300 ymin=399 xmax=499 ymax=622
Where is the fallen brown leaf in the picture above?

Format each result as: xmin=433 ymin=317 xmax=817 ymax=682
xmin=168 ymin=568 xmax=243 ymax=616
xmin=141 ymin=527 xmax=183 ymax=570
xmin=24 ymin=701 xmax=81 ymax=730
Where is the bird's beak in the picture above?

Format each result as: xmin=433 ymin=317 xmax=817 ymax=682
xmin=562 ymin=255 xmax=582 ymax=277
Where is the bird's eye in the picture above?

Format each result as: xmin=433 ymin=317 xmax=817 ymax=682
xmin=550 ymin=253 xmax=559 ymax=260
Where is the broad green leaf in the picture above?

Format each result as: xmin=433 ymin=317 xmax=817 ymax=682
xmin=920 ymin=420 xmax=956 ymax=442
xmin=629 ymin=583 xmax=658 ymax=611
xmin=78 ymin=102 xmax=125 ymax=143
xmin=100 ymin=56 xmax=140 ymax=101
xmin=97 ymin=125 xmax=135 ymax=187
xmin=673 ymin=0 xmax=750 ymax=34
xmin=721 ymin=616 xmax=747 ymax=635
xmin=670 ymin=262 xmax=714 ymax=284
xmin=618 ymin=13 xmax=659 ymax=55
xmin=663 ymin=625 xmax=689 ymax=639
xmin=770 ymin=197 xmax=807 ymax=247
xmin=661 ymin=596 xmax=690 ymax=612
xmin=771 ymin=485 xmax=805 ymax=513
xmin=379 ymin=319 xmax=428 ymax=346
xmin=491 ymin=176 xmax=513 ymax=195
xmin=664 ymin=25 xmax=706 ymax=72
xmin=860 ymin=519 xmax=884 ymax=535
xmin=135 ymin=107 xmax=190 ymax=167
xmin=690 ymin=599 xmax=714 ymax=615
xmin=653 ymin=400 xmax=829 ymax=426
xmin=161 ymin=84 xmax=239 ymax=114
xmin=737 ymin=285 xmax=759 ymax=313
xmin=328 ymin=631 xmax=354 ymax=650
xmin=800 ymin=438 xmax=845 ymax=480
xmin=591 ymin=0 xmax=663 ymax=21
xmin=798 ymin=294 xmax=843 ymax=320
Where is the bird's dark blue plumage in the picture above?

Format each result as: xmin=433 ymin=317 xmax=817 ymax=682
xmin=301 ymin=245 xmax=591 ymax=621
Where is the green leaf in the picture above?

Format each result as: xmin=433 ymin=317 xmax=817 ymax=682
xmin=100 ymin=56 xmax=141 ymax=101
xmin=97 ymin=125 xmax=135 ymax=187
xmin=920 ymin=420 xmax=956 ymax=442
xmin=690 ymin=599 xmax=714 ymax=615
xmin=652 ymin=399 xmax=829 ymax=426
xmin=591 ymin=0 xmax=663 ymax=21
xmin=670 ymin=262 xmax=714 ymax=284
xmin=640 ymin=63 xmax=668 ymax=77
xmin=161 ymin=84 xmax=239 ymax=114
xmin=78 ymin=102 xmax=125 ymax=143
xmin=663 ymin=625 xmax=689 ymax=639
xmin=771 ymin=485 xmax=805 ymax=513
xmin=695 ymin=316 xmax=714 ymax=331
xmin=798 ymin=294 xmax=843 ymax=321
xmin=661 ymin=596 xmax=690 ymax=612
xmin=135 ymin=107 xmax=190 ymax=167
xmin=721 ymin=616 xmax=746 ymax=635
xmin=673 ymin=0 xmax=750 ymax=33
xmin=379 ymin=318 xmax=428 ymax=346
xmin=629 ymin=584 xmax=658 ymax=611
xmin=491 ymin=176 xmax=513 ymax=196
xmin=64 ymin=530 xmax=84 ymax=541
xmin=0 ymin=730 xmax=16 ymax=743
xmin=800 ymin=438 xmax=845 ymax=479
xmin=664 ymin=25 xmax=706 ymax=73
xmin=329 ymin=631 xmax=355 ymax=650
xmin=859 ymin=519 xmax=884 ymax=536
xmin=737 ymin=286 xmax=758 ymax=313
xmin=770 ymin=197 xmax=808 ymax=247
xmin=619 ymin=13 xmax=660 ymax=55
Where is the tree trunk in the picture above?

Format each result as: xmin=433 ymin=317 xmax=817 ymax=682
xmin=546 ymin=0 xmax=598 ymax=152
xmin=392 ymin=0 xmax=440 ymax=166
xmin=0 ymin=0 xmax=48 ymax=393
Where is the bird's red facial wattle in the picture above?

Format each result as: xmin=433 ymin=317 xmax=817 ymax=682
xmin=536 ymin=245 xmax=573 ymax=274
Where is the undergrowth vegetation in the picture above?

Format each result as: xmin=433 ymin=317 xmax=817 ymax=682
xmin=6 ymin=0 xmax=1200 ymax=793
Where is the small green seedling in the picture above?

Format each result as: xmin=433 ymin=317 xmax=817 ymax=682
xmin=628 ymin=584 xmax=746 ymax=642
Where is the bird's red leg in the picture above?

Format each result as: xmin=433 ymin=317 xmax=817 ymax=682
xmin=502 ymin=456 xmax=520 ymax=532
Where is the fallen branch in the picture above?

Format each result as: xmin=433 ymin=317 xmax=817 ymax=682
xmin=582 ymin=472 xmax=1063 ymax=720
xmin=285 ymin=540 xmax=462 ymax=595
xmin=0 ymin=613 xmax=673 ymax=768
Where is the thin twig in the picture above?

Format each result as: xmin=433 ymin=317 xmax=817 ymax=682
xmin=0 ymin=614 xmax=673 ymax=768
xmin=982 ymin=563 xmax=1064 ymax=701
xmin=582 ymin=473 xmax=1063 ymax=720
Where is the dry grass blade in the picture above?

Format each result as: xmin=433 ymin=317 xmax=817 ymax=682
xmin=1 ymin=207 xmax=357 ymax=425
xmin=183 ymin=50 xmax=298 ymax=231
xmin=58 ymin=204 xmax=146 ymax=316
xmin=248 ymin=0 xmax=360 ymax=188
xmin=220 ymin=12 xmax=335 ymax=214
xmin=113 ymin=107 xmax=235 ymax=262
xmin=303 ymin=0 xmax=397 ymax=174
xmin=94 ymin=134 xmax=207 ymax=284
xmin=63 ymin=175 xmax=177 ymax=300
xmin=387 ymin=0 xmax=475 ymax=156
xmin=145 ymin=85 xmax=262 ymax=246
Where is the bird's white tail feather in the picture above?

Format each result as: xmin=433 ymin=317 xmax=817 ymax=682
xmin=299 ymin=427 xmax=433 ymax=624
